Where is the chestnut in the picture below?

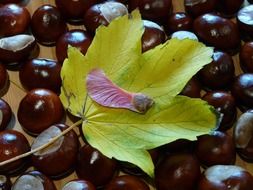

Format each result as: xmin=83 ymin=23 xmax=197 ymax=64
xmin=0 ymin=0 xmax=23 ymax=3
xmin=171 ymin=31 xmax=198 ymax=40
xmin=231 ymin=73 xmax=253 ymax=111
xmin=142 ymin=20 xmax=166 ymax=52
xmin=62 ymin=179 xmax=95 ymax=190
xmin=76 ymin=144 xmax=117 ymax=188
xmin=0 ymin=64 xmax=8 ymax=92
xmin=198 ymin=165 xmax=253 ymax=190
xmin=0 ymin=35 xmax=36 ymax=64
xmin=202 ymin=91 xmax=237 ymax=131
xmin=240 ymin=42 xmax=253 ymax=72
xmin=84 ymin=1 xmax=128 ymax=33
xmin=55 ymin=0 xmax=98 ymax=23
xmin=195 ymin=131 xmax=236 ymax=167
xmin=0 ymin=130 xmax=30 ymax=175
xmin=180 ymin=77 xmax=201 ymax=98
xmin=155 ymin=153 xmax=200 ymax=190
xmin=0 ymin=98 xmax=12 ymax=131
xmin=31 ymin=124 xmax=79 ymax=178
xmin=56 ymin=29 xmax=92 ymax=63
xmin=237 ymin=5 xmax=253 ymax=41
xmin=216 ymin=0 xmax=244 ymax=17
xmin=105 ymin=175 xmax=150 ymax=190
xmin=128 ymin=0 xmax=173 ymax=24
xmin=166 ymin=12 xmax=193 ymax=33
xmin=19 ymin=58 xmax=62 ymax=93
xmin=234 ymin=110 xmax=253 ymax=162
xmin=31 ymin=5 xmax=68 ymax=46
xmin=193 ymin=13 xmax=240 ymax=54
xmin=17 ymin=88 xmax=64 ymax=136
xmin=184 ymin=0 xmax=217 ymax=18
xmin=0 ymin=175 xmax=11 ymax=190
xmin=198 ymin=51 xmax=235 ymax=90
xmin=12 ymin=170 xmax=56 ymax=190
xmin=0 ymin=4 xmax=30 ymax=37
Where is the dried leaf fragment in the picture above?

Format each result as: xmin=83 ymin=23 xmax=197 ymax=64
xmin=86 ymin=68 xmax=154 ymax=113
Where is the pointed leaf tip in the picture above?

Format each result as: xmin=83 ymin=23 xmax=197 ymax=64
xmin=86 ymin=69 xmax=154 ymax=113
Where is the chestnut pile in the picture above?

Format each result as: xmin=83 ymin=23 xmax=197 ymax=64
xmin=1 ymin=0 xmax=253 ymax=190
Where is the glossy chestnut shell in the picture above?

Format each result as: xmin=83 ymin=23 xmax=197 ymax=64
xmin=84 ymin=1 xmax=128 ymax=33
xmin=216 ymin=0 xmax=244 ymax=17
xmin=231 ymin=73 xmax=253 ymax=111
xmin=0 ymin=130 xmax=30 ymax=175
xmin=195 ymin=131 xmax=236 ymax=167
xmin=180 ymin=77 xmax=201 ymax=98
xmin=31 ymin=4 xmax=68 ymax=46
xmin=56 ymin=29 xmax=92 ymax=63
xmin=17 ymin=88 xmax=64 ymax=136
xmin=129 ymin=0 xmax=173 ymax=23
xmin=142 ymin=20 xmax=166 ymax=52
xmin=198 ymin=165 xmax=253 ymax=190
xmin=12 ymin=170 xmax=56 ymax=190
xmin=240 ymin=42 xmax=253 ymax=72
xmin=237 ymin=5 xmax=253 ymax=41
xmin=167 ymin=12 xmax=193 ymax=33
xmin=76 ymin=144 xmax=117 ymax=188
xmin=0 ymin=98 xmax=12 ymax=131
xmin=105 ymin=175 xmax=150 ymax=190
xmin=193 ymin=13 xmax=240 ymax=54
xmin=55 ymin=0 xmax=98 ymax=23
xmin=19 ymin=58 xmax=62 ymax=93
xmin=234 ymin=109 xmax=253 ymax=162
xmin=31 ymin=124 xmax=79 ymax=178
xmin=0 ymin=4 xmax=31 ymax=37
xmin=198 ymin=51 xmax=235 ymax=90
xmin=202 ymin=91 xmax=237 ymax=131
xmin=155 ymin=153 xmax=200 ymax=190
xmin=62 ymin=179 xmax=95 ymax=190
xmin=184 ymin=0 xmax=217 ymax=18
xmin=0 ymin=64 xmax=8 ymax=92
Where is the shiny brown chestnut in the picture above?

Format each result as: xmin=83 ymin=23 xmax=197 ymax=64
xmin=0 ymin=130 xmax=30 ymax=175
xmin=0 ymin=0 xmax=23 ymax=3
xmin=0 ymin=4 xmax=30 ymax=37
xmin=128 ymin=0 xmax=173 ymax=24
xmin=105 ymin=175 xmax=150 ymax=190
xmin=0 ymin=35 xmax=36 ymax=64
xmin=202 ymin=91 xmax=237 ymax=131
xmin=195 ymin=131 xmax=236 ymax=167
xmin=193 ymin=13 xmax=240 ymax=54
xmin=240 ymin=42 xmax=253 ymax=72
xmin=231 ymin=73 xmax=253 ymax=111
xmin=216 ymin=0 xmax=244 ymax=17
xmin=19 ymin=58 xmax=62 ymax=93
xmin=142 ymin=20 xmax=166 ymax=52
xmin=56 ymin=29 xmax=92 ymax=63
xmin=0 ymin=175 xmax=11 ymax=190
xmin=198 ymin=165 xmax=253 ymax=190
xmin=62 ymin=179 xmax=95 ymax=190
xmin=167 ymin=12 xmax=193 ymax=33
xmin=31 ymin=4 xmax=68 ymax=46
xmin=17 ymin=88 xmax=64 ymax=136
xmin=155 ymin=153 xmax=200 ymax=190
xmin=31 ymin=124 xmax=79 ymax=178
xmin=0 ymin=98 xmax=12 ymax=131
xmin=184 ymin=0 xmax=217 ymax=18
xmin=234 ymin=110 xmax=253 ymax=162
xmin=84 ymin=1 xmax=128 ymax=33
xmin=76 ymin=144 xmax=117 ymax=188
xmin=198 ymin=51 xmax=235 ymax=90
xmin=0 ymin=64 xmax=7 ymax=92
xmin=55 ymin=0 xmax=98 ymax=23
xmin=237 ymin=5 xmax=253 ymax=41
xmin=180 ymin=77 xmax=201 ymax=98
xmin=12 ymin=170 xmax=56 ymax=190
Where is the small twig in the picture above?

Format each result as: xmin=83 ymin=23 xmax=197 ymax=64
xmin=0 ymin=119 xmax=83 ymax=166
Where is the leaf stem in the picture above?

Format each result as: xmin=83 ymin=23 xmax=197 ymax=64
xmin=9 ymin=80 xmax=26 ymax=93
xmin=0 ymin=119 xmax=83 ymax=167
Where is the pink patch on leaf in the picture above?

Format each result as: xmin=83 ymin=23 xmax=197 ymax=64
xmin=86 ymin=69 xmax=154 ymax=113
